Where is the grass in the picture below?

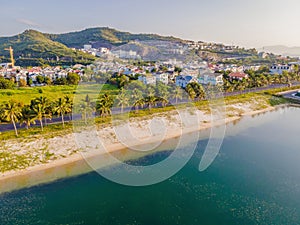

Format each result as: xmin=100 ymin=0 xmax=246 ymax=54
xmin=0 ymin=84 xmax=118 ymax=104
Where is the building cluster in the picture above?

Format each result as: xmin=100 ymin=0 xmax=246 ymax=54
xmin=0 ymin=64 xmax=86 ymax=85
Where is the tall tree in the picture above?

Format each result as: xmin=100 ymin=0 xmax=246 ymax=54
xmin=171 ymin=86 xmax=183 ymax=104
xmin=1 ymin=100 xmax=22 ymax=136
xmin=96 ymin=94 xmax=113 ymax=117
xmin=20 ymin=105 xmax=36 ymax=130
xmin=116 ymin=88 xmax=129 ymax=114
xmin=54 ymin=98 xmax=70 ymax=128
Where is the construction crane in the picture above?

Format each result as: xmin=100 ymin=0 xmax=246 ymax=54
xmin=4 ymin=46 xmax=15 ymax=68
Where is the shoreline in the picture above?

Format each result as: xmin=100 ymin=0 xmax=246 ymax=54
xmin=0 ymin=105 xmax=281 ymax=195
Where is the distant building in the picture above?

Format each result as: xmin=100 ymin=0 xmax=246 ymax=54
xmin=111 ymin=50 xmax=140 ymax=59
xmin=175 ymin=75 xmax=198 ymax=88
xmin=138 ymin=74 xmax=156 ymax=85
xmin=155 ymin=73 xmax=169 ymax=85
xmin=228 ymin=72 xmax=249 ymax=81
xmin=84 ymin=45 xmax=92 ymax=51
xmin=270 ymin=64 xmax=293 ymax=75
xmin=199 ymin=73 xmax=223 ymax=85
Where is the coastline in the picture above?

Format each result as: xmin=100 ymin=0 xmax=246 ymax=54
xmin=0 ymin=104 xmax=281 ymax=195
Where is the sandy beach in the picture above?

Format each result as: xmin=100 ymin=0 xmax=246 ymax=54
xmin=0 ymin=100 xmax=279 ymax=194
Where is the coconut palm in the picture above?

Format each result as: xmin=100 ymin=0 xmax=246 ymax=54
xmin=133 ymin=99 xmax=145 ymax=113
xmin=33 ymin=96 xmax=51 ymax=126
xmin=171 ymin=86 xmax=183 ymax=104
xmin=116 ymin=88 xmax=129 ymax=114
xmin=1 ymin=100 xmax=22 ymax=136
xmin=54 ymin=98 xmax=70 ymax=128
xmin=131 ymin=88 xmax=144 ymax=111
xmin=31 ymin=102 xmax=45 ymax=131
xmin=96 ymin=94 xmax=113 ymax=117
xmin=64 ymin=95 xmax=73 ymax=120
xmin=19 ymin=105 xmax=36 ymax=130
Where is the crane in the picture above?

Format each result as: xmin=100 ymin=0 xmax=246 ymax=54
xmin=4 ymin=46 xmax=15 ymax=68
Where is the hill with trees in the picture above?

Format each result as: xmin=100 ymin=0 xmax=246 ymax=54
xmin=0 ymin=30 xmax=96 ymax=66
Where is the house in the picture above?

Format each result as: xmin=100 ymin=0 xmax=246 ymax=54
xmin=175 ymin=75 xmax=198 ymax=88
xmin=199 ymin=73 xmax=223 ymax=85
xmin=138 ymin=74 xmax=156 ymax=85
xmin=228 ymin=72 xmax=249 ymax=81
xmin=270 ymin=64 xmax=293 ymax=75
xmin=155 ymin=73 xmax=169 ymax=85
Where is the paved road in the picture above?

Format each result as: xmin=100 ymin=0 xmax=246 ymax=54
xmin=1 ymin=83 xmax=300 ymax=132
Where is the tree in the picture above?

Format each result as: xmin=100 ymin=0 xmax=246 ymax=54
xmin=131 ymin=88 xmax=144 ymax=112
xmin=31 ymin=102 xmax=45 ymax=131
xmin=64 ymin=95 xmax=73 ymax=120
xmin=116 ymin=88 xmax=129 ymax=113
xmin=20 ymin=105 xmax=36 ymax=129
xmin=0 ymin=100 xmax=22 ymax=136
xmin=96 ymin=94 xmax=113 ymax=117
xmin=155 ymin=82 xmax=170 ymax=107
xmin=67 ymin=73 xmax=80 ymax=85
xmin=19 ymin=79 xmax=27 ymax=87
xmin=36 ymin=75 xmax=45 ymax=84
xmin=54 ymin=98 xmax=70 ymax=128
xmin=31 ymin=97 xmax=50 ymax=131
xmin=171 ymin=86 xmax=183 ymax=104
xmin=44 ymin=77 xmax=52 ymax=85
xmin=0 ymin=77 xmax=15 ymax=89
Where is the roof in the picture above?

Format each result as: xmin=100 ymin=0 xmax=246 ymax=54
xmin=228 ymin=72 xmax=248 ymax=78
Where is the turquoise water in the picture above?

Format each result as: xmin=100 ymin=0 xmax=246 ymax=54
xmin=1 ymin=107 xmax=300 ymax=225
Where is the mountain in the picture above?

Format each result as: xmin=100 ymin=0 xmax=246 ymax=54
xmin=47 ymin=27 xmax=183 ymax=49
xmin=0 ymin=30 xmax=96 ymax=66
xmin=260 ymin=45 xmax=300 ymax=57
xmin=0 ymin=27 xmax=184 ymax=66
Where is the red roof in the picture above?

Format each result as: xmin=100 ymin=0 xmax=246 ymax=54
xmin=228 ymin=72 xmax=248 ymax=78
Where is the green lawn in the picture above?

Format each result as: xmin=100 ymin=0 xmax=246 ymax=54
xmin=0 ymin=84 xmax=119 ymax=104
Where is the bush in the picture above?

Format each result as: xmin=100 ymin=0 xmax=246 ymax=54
xmin=0 ymin=77 xmax=15 ymax=89
xmin=67 ymin=73 xmax=80 ymax=85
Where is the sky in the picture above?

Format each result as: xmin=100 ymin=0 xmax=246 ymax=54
xmin=1 ymin=0 xmax=300 ymax=48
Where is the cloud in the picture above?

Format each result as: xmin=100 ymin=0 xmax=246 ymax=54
xmin=16 ymin=18 xmax=41 ymax=27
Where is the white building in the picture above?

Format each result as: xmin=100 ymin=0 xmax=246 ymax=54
xmin=199 ymin=73 xmax=223 ymax=86
xmin=111 ymin=50 xmax=140 ymax=59
xmin=138 ymin=74 xmax=156 ymax=85
xmin=270 ymin=64 xmax=293 ymax=75
xmin=155 ymin=73 xmax=169 ymax=85
xmin=84 ymin=45 xmax=92 ymax=51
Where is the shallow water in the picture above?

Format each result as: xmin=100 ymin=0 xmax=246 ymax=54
xmin=1 ymin=107 xmax=300 ymax=225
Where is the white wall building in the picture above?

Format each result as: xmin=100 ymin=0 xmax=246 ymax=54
xmin=199 ymin=73 xmax=223 ymax=85
xmin=155 ymin=73 xmax=169 ymax=85
xmin=270 ymin=64 xmax=293 ymax=75
xmin=138 ymin=75 xmax=156 ymax=85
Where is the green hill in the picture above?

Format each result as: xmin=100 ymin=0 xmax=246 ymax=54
xmin=48 ymin=27 xmax=183 ymax=48
xmin=0 ymin=30 xmax=96 ymax=66
xmin=0 ymin=27 xmax=183 ymax=66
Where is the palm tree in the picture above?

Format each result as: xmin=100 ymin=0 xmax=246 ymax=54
xmin=64 ymin=95 xmax=73 ymax=120
xmin=54 ymin=98 xmax=70 ymax=128
xmin=133 ymin=99 xmax=145 ymax=113
xmin=171 ymin=86 xmax=183 ymax=104
xmin=116 ymin=88 xmax=129 ymax=114
xmin=33 ymin=96 xmax=51 ymax=126
xmin=96 ymin=94 xmax=113 ymax=117
xmin=186 ymin=84 xmax=196 ymax=101
xmin=78 ymin=102 xmax=92 ymax=125
xmin=31 ymin=102 xmax=45 ymax=131
xmin=20 ymin=105 xmax=36 ymax=129
xmin=131 ymin=88 xmax=144 ymax=111
xmin=1 ymin=100 xmax=22 ymax=136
